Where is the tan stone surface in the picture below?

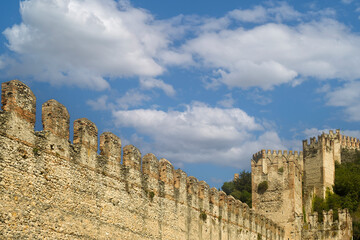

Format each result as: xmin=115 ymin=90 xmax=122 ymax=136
xmin=0 ymin=80 xmax=284 ymax=240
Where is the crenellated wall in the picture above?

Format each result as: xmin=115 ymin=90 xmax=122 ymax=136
xmin=0 ymin=80 xmax=285 ymax=239
xmin=251 ymin=130 xmax=354 ymax=240
xmin=251 ymin=149 xmax=303 ymax=240
xmin=302 ymin=209 xmax=353 ymax=240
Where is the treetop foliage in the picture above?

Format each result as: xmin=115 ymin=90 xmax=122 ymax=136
xmin=221 ymin=170 xmax=252 ymax=207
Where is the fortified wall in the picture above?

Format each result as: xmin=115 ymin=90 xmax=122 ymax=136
xmin=0 ymin=80 xmax=285 ymax=239
xmin=251 ymin=130 xmax=354 ymax=240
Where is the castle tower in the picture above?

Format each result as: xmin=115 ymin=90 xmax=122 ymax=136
xmin=251 ymin=150 xmax=303 ymax=240
xmin=302 ymin=130 xmax=341 ymax=214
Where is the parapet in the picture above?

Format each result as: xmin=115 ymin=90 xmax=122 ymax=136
xmin=123 ymin=145 xmax=141 ymax=171
xmin=251 ymin=149 xmax=303 ymax=170
xmin=302 ymin=129 xmax=341 ymax=149
xmin=1 ymin=80 xmax=36 ymax=126
xmin=159 ymin=158 xmax=174 ymax=184
xmin=73 ymin=118 xmax=98 ymax=149
xmin=42 ymin=99 xmax=70 ymax=139
xmin=142 ymin=153 xmax=159 ymax=179
xmin=340 ymin=135 xmax=360 ymax=150
xmin=0 ymin=79 xmax=287 ymax=239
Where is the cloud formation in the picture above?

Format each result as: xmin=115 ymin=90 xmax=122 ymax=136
xmin=113 ymin=103 xmax=286 ymax=167
xmin=183 ymin=18 xmax=360 ymax=90
xmin=2 ymin=1 xmax=360 ymax=93
xmin=326 ymin=81 xmax=360 ymax=121
xmin=2 ymin=0 xmax=178 ymax=89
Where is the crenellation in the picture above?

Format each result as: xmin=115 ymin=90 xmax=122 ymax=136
xmin=142 ymin=153 xmax=159 ymax=179
xmin=186 ymin=176 xmax=199 ymax=195
xmin=1 ymin=80 xmax=36 ymax=125
xmin=341 ymin=134 xmax=360 ymax=150
xmin=159 ymin=158 xmax=174 ymax=183
xmin=99 ymin=132 xmax=121 ymax=176
xmin=73 ymin=118 xmax=98 ymax=168
xmin=209 ymin=187 xmax=219 ymax=205
xmin=219 ymin=190 xmax=227 ymax=207
xmin=198 ymin=180 xmax=209 ymax=200
xmin=0 ymin=80 xmax=36 ymax=143
xmin=0 ymin=80 xmax=353 ymax=239
xmin=122 ymin=144 xmax=141 ymax=171
xmin=42 ymin=99 xmax=70 ymax=140
xmin=227 ymin=195 xmax=235 ymax=213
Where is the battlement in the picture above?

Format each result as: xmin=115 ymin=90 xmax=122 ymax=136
xmin=0 ymin=79 xmax=285 ymax=240
xmin=304 ymin=209 xmax=353 ymax=239
xmin=252 ymin=149 xmax=303 ymax=176
xmin=252 ymin=149 xmax=303 ymax=163
xmin=302 ymin=130 xmax=341 ymax=149
xmin=340 ymin=135 xmax=360 ymax=150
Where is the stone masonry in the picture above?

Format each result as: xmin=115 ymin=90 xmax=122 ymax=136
xmin=251 ymin=130 xmax=354 ymax=240
xmin=0 ymin=80 xmax=285 ymax=239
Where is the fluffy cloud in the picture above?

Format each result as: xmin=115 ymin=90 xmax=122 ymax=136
xmin=183 ymin=18 xmax=360 ymax=90
xmin=113 ymin=103 xmax=286 ymax=167
xmin=2 ymin=0 xmax=181 ymax=89
xmin=140 ymin=77 xmax=175 ymax=96
xmin=227 ymin=2 xmax=301 ymax=23
xmin=3 ymin=1 xmax=360 ymax=93
xmin=326 ymin=81 xmax=360 ymax=121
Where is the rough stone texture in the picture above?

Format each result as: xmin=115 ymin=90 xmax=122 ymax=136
xmin=42 ymin=99 xmax=70 ymax=140
xmin=0 ymin=80 xmax=285 ymax=240
xmin=123 ymin=145 xmax=141 ymax=171
xmin=0 ymin=80 xmax=36 ymax=143
xmin=252 ymin=129 xmax=353 ymax=240
xmin=252 ymin=150 xmax=303 ymax=239
xmin=1 ymin=79 xmax=36 ymax=126
xmin=73 ymin=118 xmax=98 ymax=168
xmin=100 ymin=132 xmax=121 ymax=177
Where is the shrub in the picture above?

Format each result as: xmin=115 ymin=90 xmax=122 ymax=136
xmin=149 ymin=191 xmax=155 ymax=201
xmin=200 ymin=210 xmax=207 ymax=221
xmin=257 ymin=181 xmax=268 ymax=194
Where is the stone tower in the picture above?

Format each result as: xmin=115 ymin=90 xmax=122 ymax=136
xmin=251 ymin=150 xmax=303 ymax=240
xmin=302 ymin=130 xmax=341 ymax=213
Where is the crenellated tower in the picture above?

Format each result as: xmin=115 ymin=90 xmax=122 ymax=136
xmin=302 ymin=130 xmax=341 ymax=213
xmin=251 ymin=149 xmax=303 ymax=240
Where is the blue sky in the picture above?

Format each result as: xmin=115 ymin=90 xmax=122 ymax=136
xmin=1 ymin=0 xmax=360 ymax=188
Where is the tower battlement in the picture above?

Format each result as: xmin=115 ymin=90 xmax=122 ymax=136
xmin=340 ymin=135 xmax=360 ymax=150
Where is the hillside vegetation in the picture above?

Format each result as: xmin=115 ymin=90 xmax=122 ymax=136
xmin=313 ymin=149 xmax=360 ymax=240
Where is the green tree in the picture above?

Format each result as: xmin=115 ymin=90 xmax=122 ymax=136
xmin=221 ymin=170 xmax=252 ymax=207
xmin=312 ymin=150 xmax=360 ymax=239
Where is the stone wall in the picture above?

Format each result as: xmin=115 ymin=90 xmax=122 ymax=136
xmin=302 ymin=209 xmax=353 ymax=240
xmin=251 ymin=150 xmax=303 ymax=240
xmin=251 ymin=129 xmax=354 ymax=240
xmin=0 ymin=80 xmax=285 ymax=239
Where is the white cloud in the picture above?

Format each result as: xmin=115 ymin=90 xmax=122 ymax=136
xmin=116 ymin=89 xmax=150 ymax=109
xmin=182 ymin=18 xmax=360 ymax=90
xmin=227 ymin=2 xmax=301 ymax=24
xmin=140 ymin=77 xmax=176 ymax=96
xmin=87 ymin=95 xmax=111 ymax=111
xmin=326 ymin=81 xmax=360 ymax=121
xmin=217 ymin=93 xmax=235 ymax=108
xmin=2 ymin=0 xmax=178 ymax=89
xmin=113 ymin=103 xmax=286 ymax=167
xmin=228 ymin=6 xmax=268 ymax=23
xmin=3 ymin=0 xmax=360 ymax=100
